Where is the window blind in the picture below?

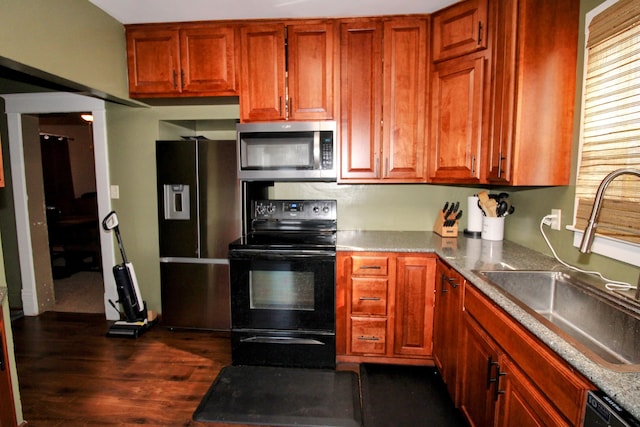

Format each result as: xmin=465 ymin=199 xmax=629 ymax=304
xmin=575 ymin=5 xmax=640 ymax=244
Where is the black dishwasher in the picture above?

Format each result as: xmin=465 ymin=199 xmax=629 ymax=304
xmin=584 ymin=390 xmax=640 ymax=427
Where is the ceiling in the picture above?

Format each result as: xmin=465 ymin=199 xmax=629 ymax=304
xmin=88 ymin=0 xmax=457 ymax=24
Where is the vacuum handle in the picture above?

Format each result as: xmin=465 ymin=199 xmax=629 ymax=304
xmin=102 ymin=211 xmax=129 ymax=264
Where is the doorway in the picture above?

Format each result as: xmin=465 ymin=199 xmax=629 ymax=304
xmin=3 ymin=92 xmax=119 ymax=320
xmin=38 ymin=113 xmax=104 ymax=314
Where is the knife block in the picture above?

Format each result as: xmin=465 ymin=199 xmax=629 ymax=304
xmin=434 ymin=210 xmax=459 ymax=237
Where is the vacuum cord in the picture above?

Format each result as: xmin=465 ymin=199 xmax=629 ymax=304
xmin=539 ymin=215 xmax=635 ymax=291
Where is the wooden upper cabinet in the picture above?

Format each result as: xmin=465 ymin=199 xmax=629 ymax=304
xmin=429 ymin=52 xmax=486 ymax=183
xmin=126 ymin=23 xmax=238 ymax=98
xmin=487 ymin=0 xmax=579 ymax=185
xmin=239 ymin=21 xmax=335 ymax=122
xmin=287 ymin=23 xmax=336 ymax=120
xmin=432 ymin=0 xmax=488 ymax=62
xmin=382 ymin=19 xmax=429 ymax=181
xmin=180 ymin=26 xmax=238 ymax=94
xmin=127 ymin=27 xmax=180 ymax=95
xmin=340 ymin=17 xmax=428 ymax=183
xmin=340 ymin=20 xmax=383 ymax=181
xmin=239 ymin=24 xmax=286 ymax=121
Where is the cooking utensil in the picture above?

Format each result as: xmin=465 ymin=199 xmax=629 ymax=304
xmin=496 ymin=200 xmax=508 ymax=217
xmin=477 ymin=191 xmax=497 ymax=217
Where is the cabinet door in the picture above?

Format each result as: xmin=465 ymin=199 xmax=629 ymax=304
xmin=382 ymin=18 xmax=428 ymax=181
xmin=487 ymin=0 xmax=579 ymax=185
xmin=432 ymin=0 xmax=488 ymax=62
xmin=0 ymin=306 xmax=17 ymax=427
xmin=496 ymin=358 xmax=572 ymax=427
xmin=180 ymin=25 xmax=238 ymax=94
xmin=240 ymin=24 xmax=286 ymax=122
xmin=126 ymin=28 xmax=181 ymax=95
xmin=433 ymin=260 xmax=464 ymax=401
xmin=394 ymin=255 xmax=436 ymax=357
xmin=459 ymin=312 xmax=501 ymax=427
xmin=287 ymin=23 xmax=336 ymax=120
xmin=339 ymin=20 xmax=383 ymax=180
xmin=429 ymin=53 xmax=485 ymax=183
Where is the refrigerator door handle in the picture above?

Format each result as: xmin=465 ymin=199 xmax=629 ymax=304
xmin=159 ymin=257 xmax=229 ymax=265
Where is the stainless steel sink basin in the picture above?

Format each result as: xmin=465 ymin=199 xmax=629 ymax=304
xmin=477 ymin=270 xmax=640 ymax=370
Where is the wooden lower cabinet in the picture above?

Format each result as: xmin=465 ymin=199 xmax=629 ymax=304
xmin=459 ymin=284 xmax=593 ymax=427
xmin=0 ymin=305 xmax=17 ymax=427
xmin=336 ymin=252 xmax=436 ymax=365
xmin=459 ymin=311 xmax=502 ymax=427
xmin=433 ymin=259 xmax=464 ymax=401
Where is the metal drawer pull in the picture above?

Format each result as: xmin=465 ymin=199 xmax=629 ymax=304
xmin=359 ymin=297 xmax=381 ymax=301
xmin=359 ymin=265 xmax=382 ymax=269
xmin=493 ymin=367 xmax=507 ymax=401
xmin=446 ymin=277 xmax=459 ymax=288
xmin=358 ymin=336 xmax=380 ymax=341
xmin=486 ymin=356 xmax=498 ymax=388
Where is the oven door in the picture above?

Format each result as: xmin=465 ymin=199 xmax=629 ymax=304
xmin=229 ymin=249 xmax=336 ymax=332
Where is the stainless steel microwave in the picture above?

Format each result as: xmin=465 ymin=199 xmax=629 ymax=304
xmin=237 ymin=121 xmax=337 ymax=181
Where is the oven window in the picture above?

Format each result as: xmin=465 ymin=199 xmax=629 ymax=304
xmin=249 ymin=270 xmax=315 ymax=311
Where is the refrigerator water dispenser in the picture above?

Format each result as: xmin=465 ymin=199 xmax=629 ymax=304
xmin=163 ymin=184 xmax=190 ymax=220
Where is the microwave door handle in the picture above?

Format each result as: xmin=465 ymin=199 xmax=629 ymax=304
xmin=314 ymin=131 xmax=320 ymax=169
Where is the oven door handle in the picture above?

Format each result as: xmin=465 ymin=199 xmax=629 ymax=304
xmin=230 ymin=250 xmax=336 ymax=260
xmin=240 ymin=336 xmax=327 ymax=345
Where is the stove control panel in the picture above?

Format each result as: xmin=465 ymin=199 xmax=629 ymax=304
xmin=253 ymin=199 xmax=337 ymax=220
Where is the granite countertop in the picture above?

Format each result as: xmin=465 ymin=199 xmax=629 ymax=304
xmin=337 ymin=230 xmax=640 ymax=420
xmin=0 ymin=287 xmax=6 ymax=304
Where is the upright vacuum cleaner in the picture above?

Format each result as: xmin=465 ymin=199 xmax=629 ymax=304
xmin=102 ymin=211 xmax=156 ymax=337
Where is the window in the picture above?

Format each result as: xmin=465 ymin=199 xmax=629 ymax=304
xmin=572 ymin=0 xmax=640 ymax=265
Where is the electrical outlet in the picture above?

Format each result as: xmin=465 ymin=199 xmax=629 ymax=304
xmin=550 ymin=209 xmax=562 ymax=230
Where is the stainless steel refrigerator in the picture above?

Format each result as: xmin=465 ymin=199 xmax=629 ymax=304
xmin=156 ymin=139 xmax=241 ymax=330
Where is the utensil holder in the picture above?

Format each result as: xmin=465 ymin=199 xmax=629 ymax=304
xmin=481 ymin=216 xmax=505 ymax=241
xmin=434 ymin=210 xmax=459 ymax=238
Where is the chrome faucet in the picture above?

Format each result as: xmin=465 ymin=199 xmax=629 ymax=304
xmin=578 ymin=168 xmax=640 ymax=299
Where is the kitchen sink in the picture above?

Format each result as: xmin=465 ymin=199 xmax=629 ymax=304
xmin=477 ymin=270 xmax=640 ymax=370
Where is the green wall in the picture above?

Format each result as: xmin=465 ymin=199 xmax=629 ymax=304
xmin=0 ymin=0 xmax=129 ymax=100
xmin=105 ymin=103 xmax=240 ymax=311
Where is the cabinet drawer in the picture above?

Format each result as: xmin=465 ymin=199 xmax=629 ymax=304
xmin=351 ymin=255 xmax=389 ymax=276
xmin=351 ymin=318 xmax=387 ymax=354
xmin=352 ymin=278 xmax=388 ymax=315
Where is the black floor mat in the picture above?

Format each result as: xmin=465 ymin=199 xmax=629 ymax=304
xmin=359 ymin=364 xmax=467 ymax=427
xmin=193 ymin=365 xmax=362 ymax=426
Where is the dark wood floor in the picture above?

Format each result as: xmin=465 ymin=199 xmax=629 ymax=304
xmin=11 ymin=312 xmax=270 ymax=427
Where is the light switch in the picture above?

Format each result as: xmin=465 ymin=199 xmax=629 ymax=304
xmin=110 ymin=185 xmax=120 ymax=199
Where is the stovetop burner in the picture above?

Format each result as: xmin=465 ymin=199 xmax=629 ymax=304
xmin=230 ymin=231 xmax=336 ymax=251
xmin=230 ymin=199 xmax=337 ymax=251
